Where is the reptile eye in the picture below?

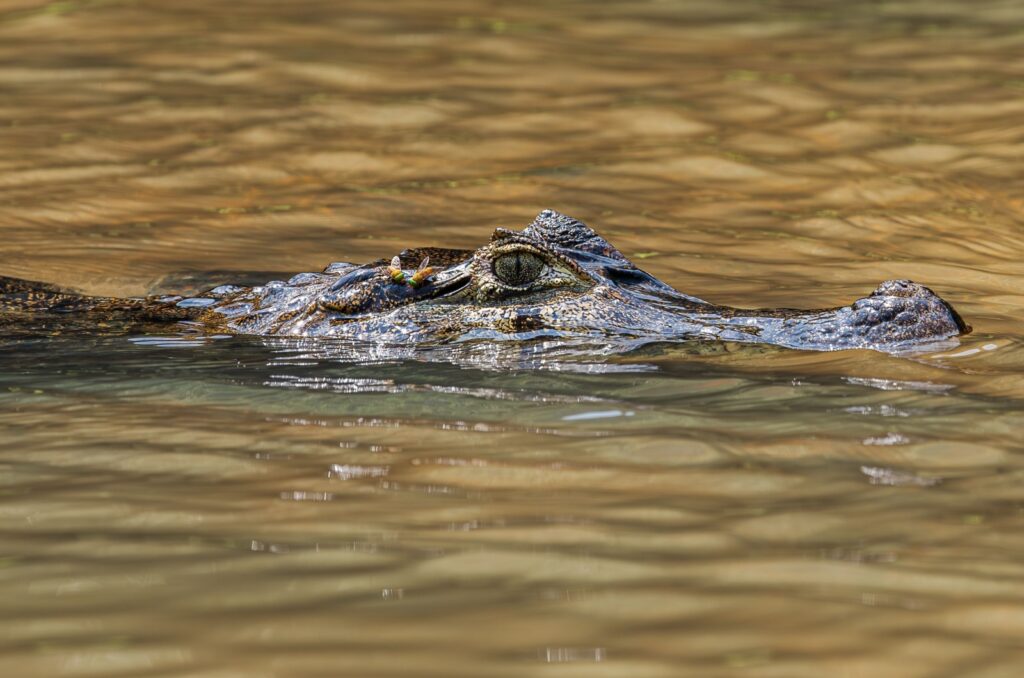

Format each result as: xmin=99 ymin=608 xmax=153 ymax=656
xmin=492 ymin=251 xmax=546 ymax=287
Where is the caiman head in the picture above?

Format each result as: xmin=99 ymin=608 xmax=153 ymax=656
xmin=287 ymin=209 xmax=708 ymax=341
xmin=207 ymin=209 xmax=967 ymax=351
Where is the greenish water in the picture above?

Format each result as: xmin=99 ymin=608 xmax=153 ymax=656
xmin=2 ymin=1 xmax=1024 ymax=676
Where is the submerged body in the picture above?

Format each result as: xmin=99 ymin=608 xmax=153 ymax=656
xmin=0 ymin=210 xmax=968 ymax=352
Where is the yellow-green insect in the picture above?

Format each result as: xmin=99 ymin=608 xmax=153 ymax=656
xmin=407 ymin=257 xmax=434 ymax=288
xmin=386 ymin=256 xmax=435 ymax=288
xmin=387 ymin=256 xmax=406 ymax=284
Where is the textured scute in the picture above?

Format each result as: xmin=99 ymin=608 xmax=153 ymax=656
xmin=0 ymin=275 xmax=71 ymax=296
xmin=397 ymin=247 xmax=474 ymax=268
xmin=523 ymin=210 xmax=630 ymax=264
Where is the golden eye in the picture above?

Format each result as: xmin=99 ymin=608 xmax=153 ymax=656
xmin=492 ymin=251 xmax=546 ymax=287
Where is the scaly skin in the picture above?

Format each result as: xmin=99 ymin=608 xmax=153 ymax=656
xmin=0 ymin=210 xmax=969 ymax=352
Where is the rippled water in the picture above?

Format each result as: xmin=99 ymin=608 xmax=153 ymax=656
xmin=2 ymin=1 xmax=1024 ymax=675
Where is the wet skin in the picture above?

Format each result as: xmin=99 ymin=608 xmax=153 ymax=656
xmin=0 ymin=210 xmax=969 ymax=352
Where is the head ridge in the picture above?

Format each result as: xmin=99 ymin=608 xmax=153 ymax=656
xmin=523 ymin=210 xmax=630 ymax=265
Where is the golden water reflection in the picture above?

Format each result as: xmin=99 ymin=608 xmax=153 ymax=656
xmin=2 ymin=1 xmax=1024 ymax=676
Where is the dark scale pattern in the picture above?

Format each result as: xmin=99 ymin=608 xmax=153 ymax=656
xmin=759 ymin=279 xmax=969 ymax=351
xmin=0 ymin=212 xmax=969 ymax=352
xmin=523 ymin=209 xmax=630 ymax=264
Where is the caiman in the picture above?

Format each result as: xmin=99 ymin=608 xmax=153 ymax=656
xmin=0 ymin=210 xmax=969 ymax=352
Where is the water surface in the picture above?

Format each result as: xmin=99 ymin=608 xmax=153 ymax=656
xmin=2 ymin=1 xmax=1024 ymax=676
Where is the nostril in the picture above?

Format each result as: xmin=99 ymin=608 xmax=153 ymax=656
xmin=895 ymin=311 xmax=917 ymax=326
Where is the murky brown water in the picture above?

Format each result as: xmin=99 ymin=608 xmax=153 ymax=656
xmin=2 ymin=0 xmax=1024 ymax=675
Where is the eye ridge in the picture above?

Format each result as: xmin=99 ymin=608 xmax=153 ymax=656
xmin=493 ymin=251 xmax=546 ymax=287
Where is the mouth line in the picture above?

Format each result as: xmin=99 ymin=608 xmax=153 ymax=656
xmin=423 ymin=272 xmax=472 ymax=299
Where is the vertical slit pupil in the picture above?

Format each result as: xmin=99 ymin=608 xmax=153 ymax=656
xmin=494 ymin=252 xmax=543 ymax=286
